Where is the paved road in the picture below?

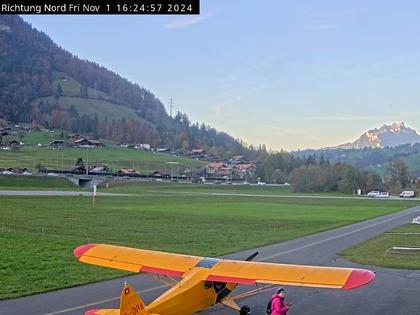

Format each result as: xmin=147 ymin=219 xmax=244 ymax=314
xmin=149 ymin=190 xmax=420 ymax=201
xmin=3 ymin=188 xmax=420 ymax=201
xmin=0 ymin=190 xmax=131 ymax=196
xmin=1 ymin=206 xmax=420 ymax=315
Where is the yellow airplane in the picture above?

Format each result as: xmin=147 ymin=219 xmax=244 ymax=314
xmin=74 ymin=243 xmax=375 ymax=315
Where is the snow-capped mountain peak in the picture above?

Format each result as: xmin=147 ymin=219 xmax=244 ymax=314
xmin=335 ymin=122 xmax=420 ymax=149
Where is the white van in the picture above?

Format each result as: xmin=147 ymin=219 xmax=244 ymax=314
xmin=400 ymin=191 xmax=415 ymax=198
xmin=376 ymin=192 xmax=389 ymax=198
xmin=367 ymin=191 xmax=380 ymax=197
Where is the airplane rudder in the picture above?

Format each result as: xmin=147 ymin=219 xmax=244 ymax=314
xmin=119 ymin=283 xmax=147 ymax=315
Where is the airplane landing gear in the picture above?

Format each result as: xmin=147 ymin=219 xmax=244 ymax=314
xmin=240 ymin=305 xmax=250 ymax=315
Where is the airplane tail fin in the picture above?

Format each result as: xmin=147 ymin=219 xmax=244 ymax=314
xmin=119 ymin=283 xmax=148 ymax=315
xmin=83 ymin=283 xmax=148 ymax=315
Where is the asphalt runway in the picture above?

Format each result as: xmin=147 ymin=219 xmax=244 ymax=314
xmin=1 ymin=206 xmax=419 ymax=315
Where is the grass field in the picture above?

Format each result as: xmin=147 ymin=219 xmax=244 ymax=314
xmin=34 ymin=71 xmax=142 ymax=123
xmin=34 ymin=96 xmax=144 ymax=123
xmin=340 ymin=223 xmax=420 ymax=269
xmin=0 ymin=175 xmax=77 ymax=190
xmin=1 ymin=131 xmax=205 ymax=173
xmin=1 ymin=183 xmax=418 ymax=299
xmin=105 ymin=180 xmax=350 ymax=197
xmin=51 ymin=71 xmax=116 ymax=103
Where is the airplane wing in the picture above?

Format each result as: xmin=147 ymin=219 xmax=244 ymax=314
xmin=206 ymin=259 xmax=375 ymax=290
xmin=84 ymin=310 xmax=159 ymax=315
xmin=84 ymin=310 xmax=119 ymax=315
xmin=74 ymin=243 xmax=201 ymax=277
xmin=74 ymin=244 xmax=374 ymax=290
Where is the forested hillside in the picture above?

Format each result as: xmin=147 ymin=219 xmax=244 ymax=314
xmin=293 ymin=143 xmax=420 ymax=177
xmin=0 ymin=16 xmax=251 ymax=158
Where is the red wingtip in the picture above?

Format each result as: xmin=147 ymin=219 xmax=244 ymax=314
xmin=342 ymin=269 xmax=375 ymax=290
xmin=84 ymin=309 xmax=100 ymax=315
xmin=73 ymin=244 xmax=97 ymax=259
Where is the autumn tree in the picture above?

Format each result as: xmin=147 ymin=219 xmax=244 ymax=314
xmin=385 ymin=158 xmax=410 ymax=193
xmin=290 ymin=165 xmax=328 ymax=192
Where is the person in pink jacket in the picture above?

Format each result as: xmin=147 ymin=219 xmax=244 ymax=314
xmin=271 ymin=287 xmax=290 ymax=315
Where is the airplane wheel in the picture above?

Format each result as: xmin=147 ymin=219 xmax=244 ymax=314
xmin=240 ymin=305 xmax=250 ymax=315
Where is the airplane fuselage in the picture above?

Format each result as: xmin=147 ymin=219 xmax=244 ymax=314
xmin=145 ymin=267 xmax=236 ymax=315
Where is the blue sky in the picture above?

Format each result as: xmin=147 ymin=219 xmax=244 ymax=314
xmin=23 ymin=0 xmax=420 ymax=151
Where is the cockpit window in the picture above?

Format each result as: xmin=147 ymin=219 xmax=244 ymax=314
xmin=195 ymin=258 xmax=220 ymax=269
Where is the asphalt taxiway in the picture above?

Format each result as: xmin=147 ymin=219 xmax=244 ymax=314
xmin=1 ymin=206 xmax=419 ymax=315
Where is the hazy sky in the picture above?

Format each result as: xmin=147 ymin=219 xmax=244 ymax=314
xmin=23 ymin=0 xmax=420 ymax=151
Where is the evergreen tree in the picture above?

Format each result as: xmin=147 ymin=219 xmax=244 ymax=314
xmin=80 ymin=85 xmax=88 ymax=97
xmin=54 ymin=83 xmax=63 ymax=99
xmin=75 ymin=157 xmax=84 ymax=167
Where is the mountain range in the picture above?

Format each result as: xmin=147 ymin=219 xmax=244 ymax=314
xmin=332 ymin=122 xmax=420 ymax=149
xmin=293 ymin=122 xmax=420 ymax=177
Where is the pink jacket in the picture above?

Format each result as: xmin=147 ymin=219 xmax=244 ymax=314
xmin=271 ymin=294 xmax=289 ymax=315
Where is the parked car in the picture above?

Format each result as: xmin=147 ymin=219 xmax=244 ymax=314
xmin=400 ymin=190 xmax=415 ymax=198
xmin=22 ymin=171 xmax=33 ymax=176
xmin=257 ymin=181 xmax=266 ymax=186
xmin=367 ymin=190 xmax=380 ymax=197
xmin=376 ymin=192 xmax=390 ymax=198
xmin=47 ymin=172 xmax=58 ymax=177
xmin=2 ymin=170 xmax=13 ymax=175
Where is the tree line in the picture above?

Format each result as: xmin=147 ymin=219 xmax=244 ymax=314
xmin=253 ymin=150 xmax=413 ymax=194
xmin=294 ymin=143 xmax=420 ymax=176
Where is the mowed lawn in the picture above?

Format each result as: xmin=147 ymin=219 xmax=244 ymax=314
xmin=0 ymin=175 xmax=77 ymax=190
xmin=106 ymin=181 xmax=348 ymax=197
xmin=341 ymin=223 xmax=420 ymax=269
xmin=0 ymin=192 xmax=418 ymax=299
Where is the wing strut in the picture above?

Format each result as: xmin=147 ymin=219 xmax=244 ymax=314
xmin=245 ymin=252 xmax=259 ymax=261
xmin=226 ymin=283 xmax=276 ymax=301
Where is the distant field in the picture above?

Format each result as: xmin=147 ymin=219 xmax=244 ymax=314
xmin=1 ymin=183 xmax=418 ymax=299
xmin=34 ymin=96 xmax=144 ymax=123
xmin=1 ymin=131 xmax=205 ymax=173
xmin=106 ymin=181 xmax=348 ymax=197
xmin=33 ymin=71 xmax=142 ymax=123
xmin=340 ymin=223 xmax=420 ymax=269
xmin=0 ymin=175 xmax=76 ymax=190
xmin=22 ymin=130 xmax=115 ymax=148
xmin=20 ymin=129 xmax=61 ymax=145
xmin=51 ymin=71 xmax=116 ymax=103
